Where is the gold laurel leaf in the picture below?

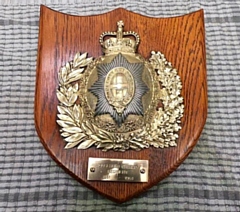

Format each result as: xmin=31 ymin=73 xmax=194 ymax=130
xmin=73 ymin=105 xmax=83 ymax=123
xmin=72 ymin=104 xmax=80 ymax=119
xmin=66 ymin=75 xmax=83 ymax=84
xmin=73 ymin=52 xmax=80 ymax=64
xmin=61 ymin=132 xmax=71 ymax=137
xmin=57 ymin=114 xmax=74 ymax=122
xmin=78 ymin=57 xmax=93 ymax=67
xmin=67 ymin=86 xmax=73 ymax=93
xmin=78 ymin=52 xmax=87 ymax=60
xmin=60 ymin=86 xmax=66 ymax=94
xmin=57 ymin=106 xmax=71 ymax=116
xmin=57 ymin=120 xmax=75 ymax=128
xmin=82 ymin=121 xmax=94 ymax=134
xmin=96 ymin=133 xmax=110 ymax=140
xmin=89 ymin=134 xmax=101 ymax=142
xmin=96 ymin=143 xmax=114 ymax=150
xmin=68 ymin=68 xmax=84 ymax=79
xmin=58 ymin=71 xmax=63 ymax=85
xmin=64 ymin=141 xmax=82 ymax=149
xmin=98 ymin=129 xmax=113 ymax=139
xmin=62 ymin=127 xmax=83 ymax=133
xmin=56 ymin=90 xmax=69 ymax=106
xmin=68 ymin=94 xmax=78 ymax=105
xmin=77 ymin=139 xmax=96 ymax=149
xmin=99 ymin=139 xmax=113 ymax=143
xmin=65 ymin=62 xmax=71 ymax=71
xmin=57 ymin=105 xmax=67 ymax=114
xmin=65 ymin=133 xmax=86 ymax=142
xmin=131 ymin=140 xmax=149 ymax=149
xmin=73 ymin=52 xmax=87 ymax=68
xmin=72 ymin=83 xmax=79 ymax=92
xmin=65 ymin=135 xmax=87 ymax=143
xmin=98 ymin=129 xmax=109 ymax=136
xmin=60 ymin=66 xmax=68 ymax=82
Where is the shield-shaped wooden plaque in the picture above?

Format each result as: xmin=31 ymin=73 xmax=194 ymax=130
xmin=35 ymin=5 xmax=207 ymax=203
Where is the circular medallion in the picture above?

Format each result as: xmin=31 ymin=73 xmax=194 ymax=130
xmin=104 ymin=67 xmax=135 ymax=114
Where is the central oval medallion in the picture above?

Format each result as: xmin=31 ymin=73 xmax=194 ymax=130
xmin=104 ymin=67 xmax=135 ymax=114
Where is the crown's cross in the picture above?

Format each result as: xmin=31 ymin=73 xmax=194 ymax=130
xmin=117 ymin=20 xmax=124 ymax=40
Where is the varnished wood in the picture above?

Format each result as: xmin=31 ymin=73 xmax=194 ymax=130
xmin=35 ymin=6 xmax=207 ymax=203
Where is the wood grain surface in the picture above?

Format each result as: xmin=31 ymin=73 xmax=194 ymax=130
xmin=35 ymin=6 xmax=207 ymax=203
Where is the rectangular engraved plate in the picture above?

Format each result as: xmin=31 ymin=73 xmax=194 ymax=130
xmin=87 ymin=157 xmax=149 ymax=182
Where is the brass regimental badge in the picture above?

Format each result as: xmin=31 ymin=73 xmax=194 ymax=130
xmin=56 ymin=21 xmax=184 ymax=151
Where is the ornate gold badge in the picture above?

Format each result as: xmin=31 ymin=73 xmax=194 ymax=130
xmin=56 ymin=21 xmax=184 ymax=151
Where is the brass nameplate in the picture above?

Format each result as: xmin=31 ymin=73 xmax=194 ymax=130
xmin=87 ymin=157 xmax=148 ymax=182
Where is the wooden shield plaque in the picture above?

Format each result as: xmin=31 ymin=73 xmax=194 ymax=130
xmin=35 ymin=5 xmax=207 ymax=203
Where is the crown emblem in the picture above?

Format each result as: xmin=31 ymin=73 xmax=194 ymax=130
xmin=99 ymin=20 xmax=140 ymax=54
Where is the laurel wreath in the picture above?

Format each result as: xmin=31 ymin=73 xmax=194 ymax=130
xmin=56 ymin=52 xmax=184 ymax=151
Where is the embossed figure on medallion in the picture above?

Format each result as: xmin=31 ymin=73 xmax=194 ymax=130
xmin=56 ymin=20 xmax=184 ymax=151
xmin=105 ymin=67 xmax=134 ymax=113
xmin=105 ymin=67 xmax=135 ymax=114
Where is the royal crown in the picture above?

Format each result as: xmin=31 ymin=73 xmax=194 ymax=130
xmin=99 ymin=20 xmax=140 ymax=55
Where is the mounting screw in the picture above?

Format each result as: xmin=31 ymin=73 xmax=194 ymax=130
xmin=140 ymin=168 xmax=145 ymax=174
xmin=90 ymin=167 xmax=95 ymax=172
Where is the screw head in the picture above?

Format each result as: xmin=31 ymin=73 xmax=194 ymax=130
xmin=90 ymin=167 xmax=95 ymax=172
